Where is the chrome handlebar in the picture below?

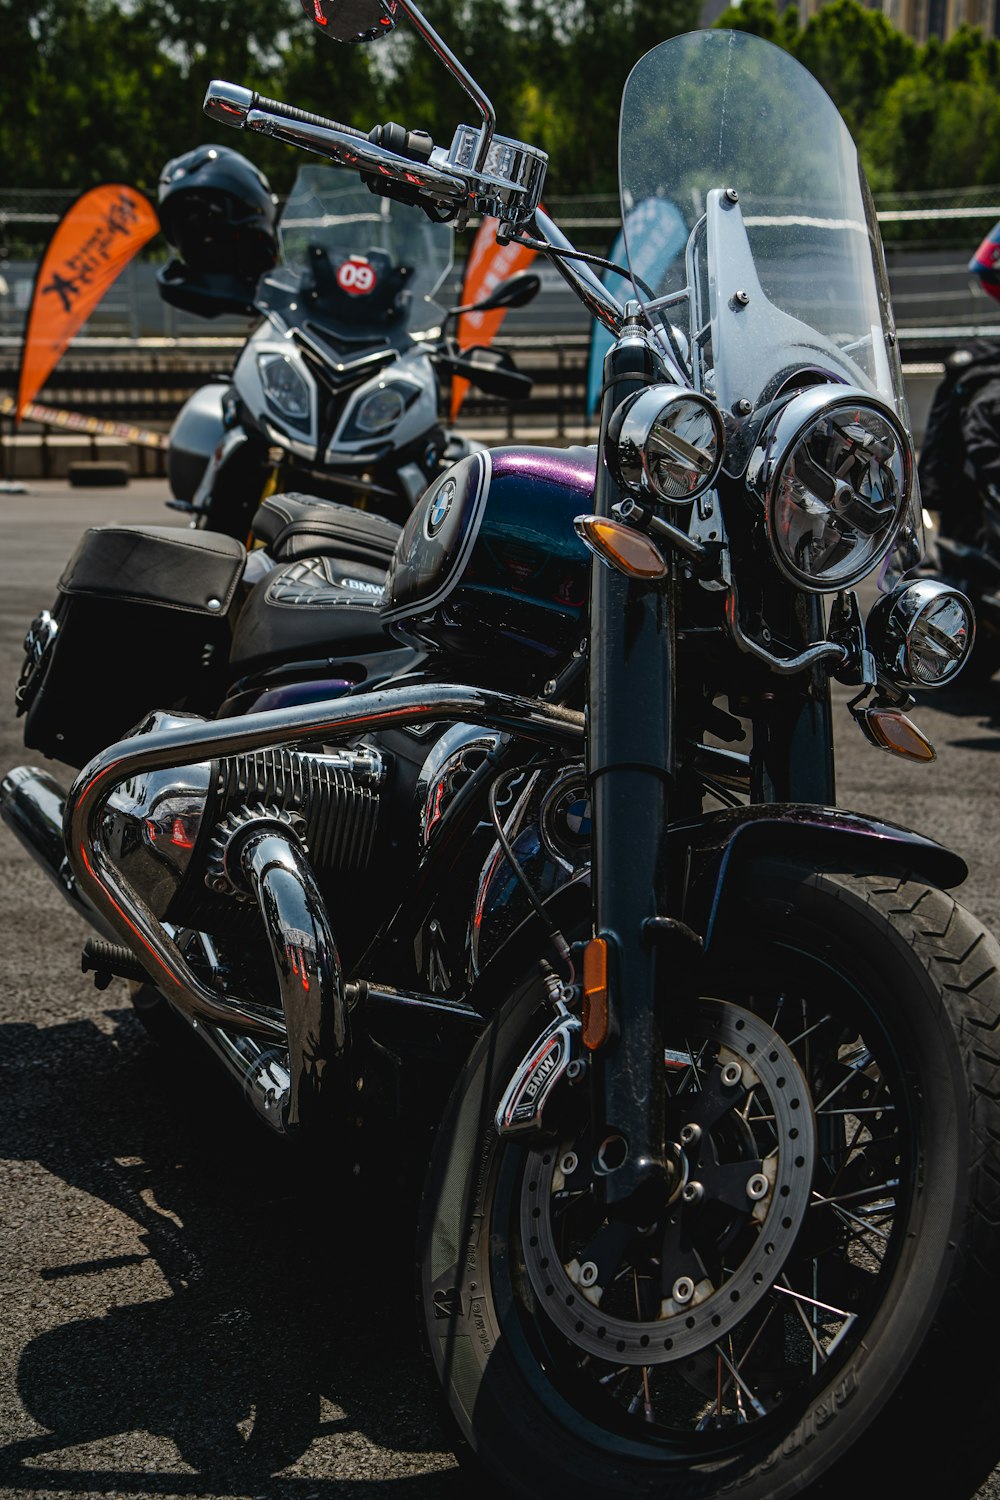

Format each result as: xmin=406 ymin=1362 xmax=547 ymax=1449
xmin=203 ymin=79 xmax=546 ymax=228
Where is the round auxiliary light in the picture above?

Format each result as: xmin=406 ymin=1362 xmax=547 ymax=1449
xmin=606 ymin=385 xmax=726 ymax=504
xmin=748 ymin=387 xmax=912 ymax=593
xmin=866 ymin=578 xmax=975 ymax=688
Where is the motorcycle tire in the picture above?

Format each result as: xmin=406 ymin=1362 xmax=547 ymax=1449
xmin=417 ymin=859 xmax=1000 ymax=1500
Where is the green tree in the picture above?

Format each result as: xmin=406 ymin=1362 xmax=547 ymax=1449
xmin=10 ymin=0 xmax=1000 ymax=207
xmin=7 ymin=0 xmax=187 ymax=191
xmin=863 ymin=32 xmax=1000 ymax=193
xmin=793 ymin=0 xmax=916 ymax=140
xmin=713 ymin=0 xmax=799 ymax=47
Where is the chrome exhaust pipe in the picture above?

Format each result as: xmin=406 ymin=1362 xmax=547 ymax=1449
xmin=0 ymin=765 xmax=115 ymax=937
xmin=210 ymin=817 xmax=349 ymax=1133
xmin=167 ymin=816 xmax=348 ymax=1135
xmin=188 ymin=1022 xmax=294 ymax=1134
xmin=2 ymin=769 xmax=345 ymax=1136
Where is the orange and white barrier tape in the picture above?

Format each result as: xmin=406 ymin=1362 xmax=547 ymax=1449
xmin=0 ymin=395 xmax=168 ymax=449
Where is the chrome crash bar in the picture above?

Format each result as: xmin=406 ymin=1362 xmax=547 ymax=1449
xmin=65 ymin=682 xmax=585 ymax=1043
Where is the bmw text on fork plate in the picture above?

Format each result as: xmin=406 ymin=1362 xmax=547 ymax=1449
xmin=4 ymin=2 xmax=1000 ymax=1497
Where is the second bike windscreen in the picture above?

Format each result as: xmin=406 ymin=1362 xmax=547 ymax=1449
xmin=278 ymin=167 xmax=454 ymax=330
xmin=618 ymin=29 xmax=910 ymax=478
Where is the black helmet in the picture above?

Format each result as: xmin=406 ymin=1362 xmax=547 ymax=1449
xmin=158 ymin=144 xmax=278 ymax=282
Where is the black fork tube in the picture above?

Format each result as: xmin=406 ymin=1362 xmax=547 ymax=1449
xmin=590 ymin=320 xmax=675 ymax=1210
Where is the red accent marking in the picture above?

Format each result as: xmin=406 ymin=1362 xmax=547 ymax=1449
xmin=170 ymin=817 xmax=196 ymax=849
xmin=336 ymin=258 xmax=377 ymax=296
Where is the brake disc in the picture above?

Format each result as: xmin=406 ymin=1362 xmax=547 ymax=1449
xmin=520 ymin=999 xmax=816 ymax=1366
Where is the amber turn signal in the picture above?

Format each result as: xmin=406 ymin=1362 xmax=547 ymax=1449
xmin=857 ymin=706 xmax=936 ymax=762
xmin=582 ymin=936 xmax=610 ymax=1051
xmin=573 ymin=515 xmax=667 ymax=579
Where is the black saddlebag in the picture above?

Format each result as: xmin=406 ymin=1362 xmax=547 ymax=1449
xmin=17 ymin=525 xmax=246 ymax=768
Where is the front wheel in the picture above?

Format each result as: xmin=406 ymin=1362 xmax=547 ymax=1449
xmin=418 ymin=861 xmax=1000 ymax=1499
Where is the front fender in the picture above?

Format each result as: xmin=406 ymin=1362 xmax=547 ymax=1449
xmin=672 ymin=803 xmax=967 ymax=955
xmin=463 ymin=802 xmax=965 ymax=1014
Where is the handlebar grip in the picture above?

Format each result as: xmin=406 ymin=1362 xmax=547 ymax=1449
xmin=203 ymin=81 xmax=368 ymax=142
xmin=252 ymin=93 xmax=369 ymax=142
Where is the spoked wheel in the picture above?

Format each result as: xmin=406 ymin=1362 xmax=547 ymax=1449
xmin=418 ymin=862 xmax=1000 ymax=1500
xmin=519 ymin=995 xmax=837 ymax=1415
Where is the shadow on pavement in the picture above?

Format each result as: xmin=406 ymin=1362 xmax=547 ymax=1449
xmin=0 ymin=1005 xmax=463 ymax=1495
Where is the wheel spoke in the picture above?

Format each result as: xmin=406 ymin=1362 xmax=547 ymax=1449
xmin=712 ymin=1341 xmax=767 ymax=1418
xmin=774 ymin=1277 xmax=854 ymax=1328
xmin=817 ymin=1104 xmax=896 ymax=1117
xmin=785 ymin=1012 xmax=835 ymax=1050
xmin=811 ymin=1180 xmax=899 ymax=1209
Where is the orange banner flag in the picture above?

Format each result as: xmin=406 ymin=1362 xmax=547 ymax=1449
xmin=450 ymin=216 xmax=538 ymax=421
xmin=16 ymin=184 xmax=160 ymax=424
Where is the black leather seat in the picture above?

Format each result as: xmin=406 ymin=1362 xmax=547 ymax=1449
xmin=230 ymin=553 xmax=397 ymax=669
xmin=250 ymin=492 xmax=402 ymax=565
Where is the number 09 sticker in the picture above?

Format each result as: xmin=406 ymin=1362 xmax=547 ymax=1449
xmin=336 ymin=258 xmax=377 ymax=295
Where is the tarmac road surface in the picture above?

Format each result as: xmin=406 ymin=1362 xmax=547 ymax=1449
xmin=1 ymin=480 xmax=999 ymax=1499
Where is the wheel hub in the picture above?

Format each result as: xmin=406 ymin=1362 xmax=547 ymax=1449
xmin=520 ymin=999 xmax=816 ymax=1366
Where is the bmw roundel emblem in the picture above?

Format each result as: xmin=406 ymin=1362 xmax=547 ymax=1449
xmin=540 ymin=776 xmax=592 ymax=866
xmin=564 ymin=797 xmax=592 ymax=837
xmin=426 ymin=478 xmax=457 ymax=539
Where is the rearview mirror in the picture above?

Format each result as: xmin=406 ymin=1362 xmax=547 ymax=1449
xmin=300 ymin=0 xmax=398 ymax=43
xmin=438 ymin=345 xmax=533 ymax=401
xmin=452 ymin=270 xmax=542 ymax=318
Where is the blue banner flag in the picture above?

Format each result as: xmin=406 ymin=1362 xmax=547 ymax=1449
xmin=585 ymin=197 xmax=687 ymax=417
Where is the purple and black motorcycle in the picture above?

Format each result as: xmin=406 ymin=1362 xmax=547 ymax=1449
xmin=5 ymin=3 xmax=1000 ymax=1496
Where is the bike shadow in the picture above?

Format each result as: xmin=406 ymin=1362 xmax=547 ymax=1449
xmin=917 ymin=677 xmax=1000 ymax=751
xmin=0 ymin=1004 xmax=464 ymax=1496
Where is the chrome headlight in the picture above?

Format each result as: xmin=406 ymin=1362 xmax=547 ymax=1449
xmin=606 ymin=385 xmax=726 ymax=504
xmin=257 ymin=352 xmax=312 ymax=424
xmin=748 ymin=388 xmax=912 ymax=592
xmin=866 ymin=579 xmax=975 ymax=688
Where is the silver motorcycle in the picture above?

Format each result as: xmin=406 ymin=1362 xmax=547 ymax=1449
xmin=161 ymin=165 xmax=537 ymax=536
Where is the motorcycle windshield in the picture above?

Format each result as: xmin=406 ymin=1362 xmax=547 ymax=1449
xmin=620 ymin=30 xmax=909 ymax=481
xmin=278 ymin=166 xmax=454 ymax=330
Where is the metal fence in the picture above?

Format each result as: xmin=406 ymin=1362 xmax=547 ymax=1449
xmin=3 ymin=185 xmax=1000 ymax=472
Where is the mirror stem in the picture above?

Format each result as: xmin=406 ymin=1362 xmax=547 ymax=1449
xmin=391 ymin=0 xmax=495 ymax=170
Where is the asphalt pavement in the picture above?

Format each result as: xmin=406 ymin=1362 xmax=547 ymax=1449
xmin=1 ymin=480 xmax=999 ymax=1498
